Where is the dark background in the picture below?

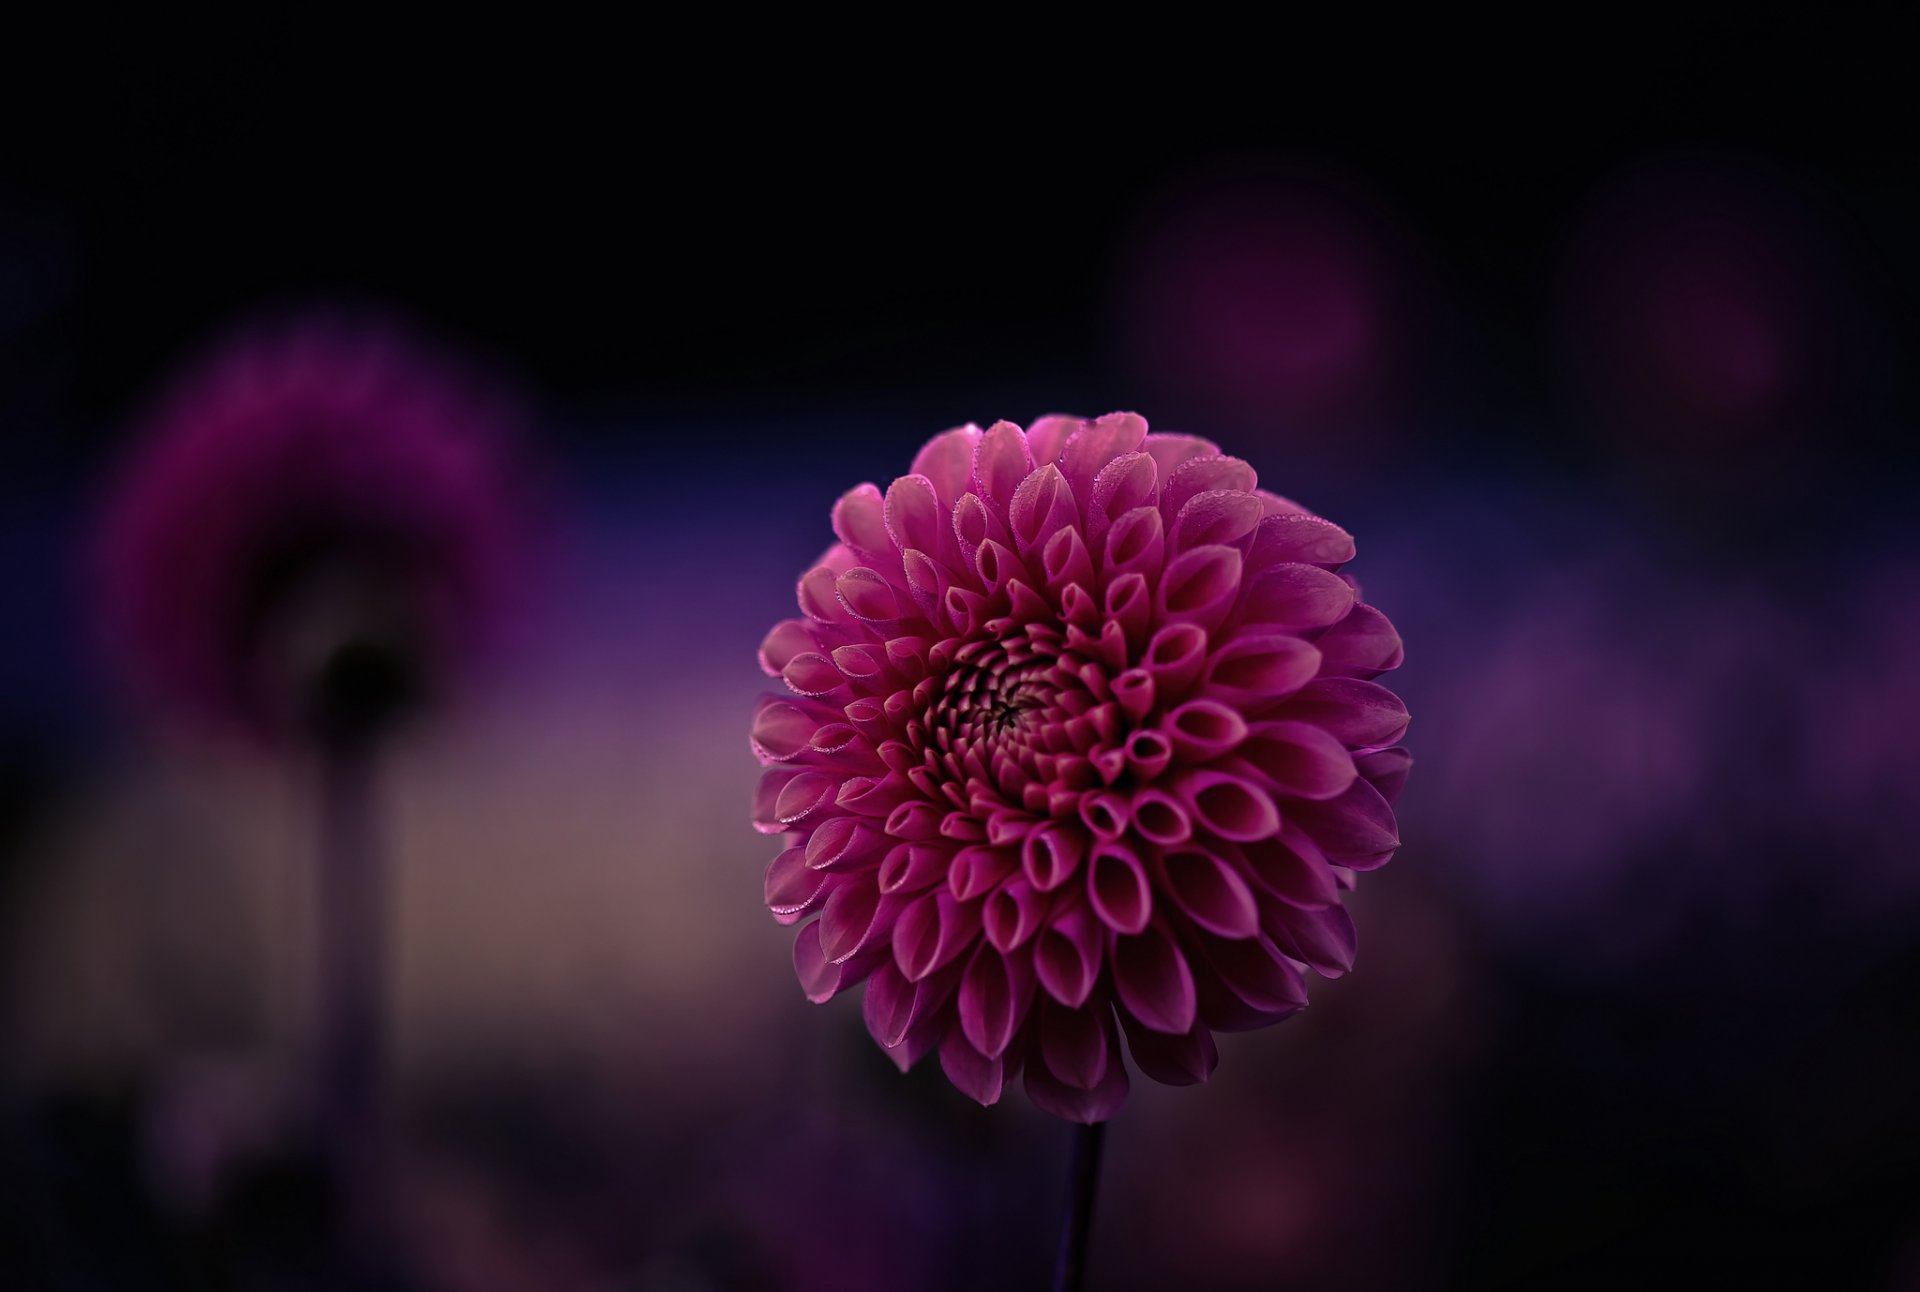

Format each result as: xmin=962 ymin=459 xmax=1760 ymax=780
xmin=3 ymin=36 xmax=1918 ymax=1291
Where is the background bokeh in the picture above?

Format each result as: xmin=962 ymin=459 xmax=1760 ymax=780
xmin=4 ymin=46 xmax=1918 ymax=1290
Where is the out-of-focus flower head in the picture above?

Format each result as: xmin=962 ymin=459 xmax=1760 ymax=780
xmin=93 ymin=310 xmax=536 ymax=746
xmin=1117 ymin=171 xmax=1409 ymax=453
xmin=1561 ymin=161 xmax=1846 ymax=460
xmin=752 ymin=414 xmax=1409 ymax=1121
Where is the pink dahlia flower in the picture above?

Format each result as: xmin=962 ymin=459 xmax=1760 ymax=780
xmin=753 ymin=413 xmax=1409 ymax=1121
xmin=93 ymin=312 xmax=534 ymax=744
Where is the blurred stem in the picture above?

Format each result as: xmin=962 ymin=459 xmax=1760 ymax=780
xmin=316 ymin=738 xmax=389 ymax=1284
xmin=1053 ymin=1120 xmax=1106 ymax=1292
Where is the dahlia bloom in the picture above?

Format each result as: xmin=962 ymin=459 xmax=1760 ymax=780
xmin=93 ymin=313 xmax=533 ymax=743
xmin=753 ymin=414 xmax=1409 ymax=1121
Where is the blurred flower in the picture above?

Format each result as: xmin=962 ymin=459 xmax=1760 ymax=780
xmin=752 ymin=413 xmax=1409 ymax=1121
xmin=92 ymin=312 xmax=534 ymax=745
xmin=1117 ymin=172 xmax=1409 ymax=451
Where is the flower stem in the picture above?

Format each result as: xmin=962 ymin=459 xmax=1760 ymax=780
xmin=316 ymin=739 xmax=389 ymax=1284
xmin=1052 ymin=1120 xmax=1107 ymax=1292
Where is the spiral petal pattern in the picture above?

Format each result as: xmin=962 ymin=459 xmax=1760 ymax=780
xmin=753 ymin=414 xmax=1408 ymax=1120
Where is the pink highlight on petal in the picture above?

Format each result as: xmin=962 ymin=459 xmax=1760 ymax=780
xmin=770 ymin=770 xmax=836 ymax=829
xmin=1079 ymin=791 xmax=1131 ymax=840
xmin=1162 ymin=454 xmax=1258 ymax=519
xmin=1140 ymin=432 xmax=1222 ymax=477
xmin=1023 ymin=414 xmax=1080 ymax=466
xmin=1041 ymin=524 xmax=1095 ymax=595
xmin=1124 ymin=729 xmax=1175 ymax=781
xmin=793 ymin=920 xmax=845 ymax=1003
xmin=1111 ymin=923 xmax=1199 ymax=1034
xmin=782 ymin=651 xmax=847 ymax=697
xmin=883 ymin=473 xmax=946 ymax=559
xmin=835 ymin=568 xmax=903 ymax=623
xmin=884 ymin=799 xmax=946 ymax=841
xmin=1059 ymin=411 xmax=1149 ymax=498
xmin=750 ymin=697 xmax=826 ymax=762
xmin=1087 ymin=452 xmax=1160 ymax=547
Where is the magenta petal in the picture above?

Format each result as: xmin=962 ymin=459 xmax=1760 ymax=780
xmin=1022 ymin=825 xmax=1086 ymax=891
xmin=892 ymin=889 xmax=982 ymax=982
xmin=751 ymin=696 xmax=828 ymax=762
xmin=959 ymin=943 xmax=1035 ymax=1060
xmin=782 ymin=652 xmax=847 ymax=697
xmin=1355 ymin=745 xmax=1413 ymax=805
xmin=1238 ymin=563 xmax=1357 ymax=630
xmin=819 ymin=880 xmax=901 ymax=964
xmin=1009 ymin=463 xmax=1080 ymax=560
xmin=766 ymin=845 xmax=832 ymax=922
xmin=1238 ymin=827 xmax=1341 ymax=909
xmin=971 ymin=419 xmax=1034 ymax=518
xmin=939 ymin=1029 xmax=1005 ymax=1106
xmin=949 ymin=844 xmax=1016 ymax=901
xmin=983 ymin=878 xmax=1045 ymax=952
xmin=1164 ymin=699 xmax=1250 ymax=761
xmin=835 ymin=567 xmax=903 ymax=623
xmin=862 ymin=960 xmax=919 ymax=1049
xmin=792 ymin=920 xmax=845 ymax=1003
xmin=1088 ymin=451 xmax=1160 ymax=544
xmin=1120 ymin=1014 xmax=1219 ymax=1087
xmin=1037 ymin=996 xmax=1112 ymax=1091
xmin=759 ymin=769 xmax=835 ymax=832
xmin=910 ymin=424 xmax=981 ymax=509
xmin=1289 ymin=776 xmax=1400 ymax=867
xmin=1129 ymin=788 xmax=1191 ymax=846
xmin=1103 ymin=506 xmax=1166 ymax=583
xmin=881 ymin=473 xmax=945 ymax=561
xmin=1278 ymin=677 xmax=1411 ymax=747
xmin=1156 ymin=544 xmax=1243 ymax=630
xmin=1265 ymin=902 xmax=1357 ymax=978
xmin=804 ymin=814 xmax=888 ymax=872
xmin=1157 ymin=847 xmax=1261 ymax=938
xmin=832 ymin=482 xmax=894 ymax=564
xmin=1161 ymin=454 xmax=1258 ymax=519
xmin=1238 ymin=721 xmax=1360 ymax=801
xmin=1059 ymin=411 xmax=1149 ymax=497
xmin=759 ymin=618 xmax=819 ymax=678
xmin=1203 ymin=635 xmax=1323 ymax=704
xmin=1024 ymin=1040 xmax=1128 ymax=1123
xmin=1110 ymin=923 xmax=1198 ymax=1034
xmin=1079 ymin=790 xmax=1131 ymax=840
xmin=1087 ymin=843 xmax=1153 ymax=934
xmin=1142 ymin=623 xmax=1209 ymax=698
xmin=1247 ymin=512 xmax=1357 ymax=569
xmin=1196 ymin=931 xmax=1310 ymax=1016
xmin=1180 ymin=769 xmax=1282 ymax=844
xmin=877 ymin=841 xmax=952 ymax=895
xmin=1171 ymin=489 xmax=1265 ymax=553
xmin=1139 ymin=432 xmax=1221 ymax=477
xmin=1313 ymin=603 xmax=1404 ymax=677
xmin=1024 ymin=414 xmax=1081 ymax=466
xmin=1034 ymin=904 xmax=1102 ymax=1008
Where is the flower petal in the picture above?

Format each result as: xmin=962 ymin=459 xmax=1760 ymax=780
xmin=1111 ymin=922 xmax=1198 ymax=1034
xmin=1087 ymin=843 xmax=1153 ymax=934
xmin=959 ymin=943 xmax=1036 ymax=1060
